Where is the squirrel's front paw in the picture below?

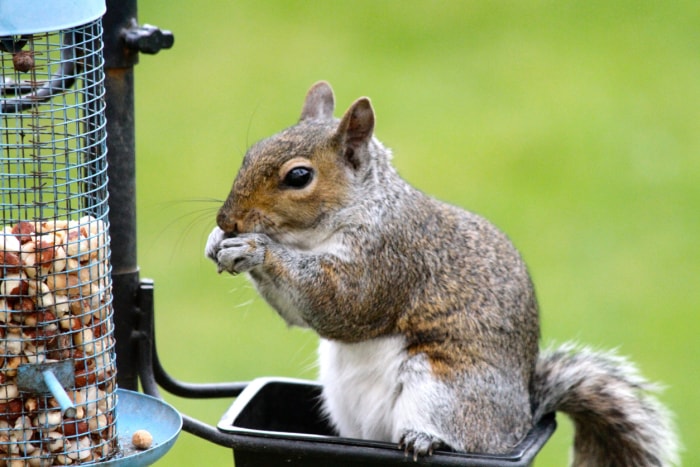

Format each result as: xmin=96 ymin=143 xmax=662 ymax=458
xmin=216 ymin=233 xmax=268 ymax=275
xmin=205 ymin=227 xmax=226 ymax=262
xmin=399 ymin=430 xmax=443 ymax=461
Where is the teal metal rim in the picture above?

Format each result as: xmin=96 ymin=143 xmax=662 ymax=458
xmin=0 ymin=0 xmax=106 ymax=36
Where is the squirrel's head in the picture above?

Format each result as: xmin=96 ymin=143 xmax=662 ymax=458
xmin=217 ymin=81 xmax=376 ymax=247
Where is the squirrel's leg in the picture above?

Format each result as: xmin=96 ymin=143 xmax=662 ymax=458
xmin=395 ymin=353 xmax=533 ymax=457
xmin=445 ymin=371 xmax=533 ymax=455
xmin=392 ymin=353 xmax=453 ymax=459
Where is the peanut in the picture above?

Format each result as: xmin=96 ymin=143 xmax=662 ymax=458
xmin=11 ymin=222 xmax=35 ymax=244
xmin=131 ymin=429 xmax=153 ymax=450
xmin=60 ymin=419 xmax=89 ymax=437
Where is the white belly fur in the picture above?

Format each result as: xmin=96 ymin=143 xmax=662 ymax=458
xmin=318 ymin=335 xmax=447 ymax=443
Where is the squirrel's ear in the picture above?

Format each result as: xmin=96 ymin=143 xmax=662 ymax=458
xmin=300 ymin=81 xmax=335 ymax=121
xmin=335 ymin=97 xmax=375 ymax=170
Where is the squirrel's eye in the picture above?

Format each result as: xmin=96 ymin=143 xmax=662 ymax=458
xmin=282 ymin=166 xmax=314 ymax=189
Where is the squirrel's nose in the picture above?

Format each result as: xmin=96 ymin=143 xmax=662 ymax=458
xmin=216 ymin=210 xmax=239 ymax=236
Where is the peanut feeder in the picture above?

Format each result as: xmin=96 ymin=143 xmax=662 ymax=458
xmin=0 ymin=1 xmax=119 ymax=463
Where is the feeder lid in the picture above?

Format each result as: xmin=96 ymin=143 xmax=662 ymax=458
xmin=0 ymin=0 xmax=106 ymax=36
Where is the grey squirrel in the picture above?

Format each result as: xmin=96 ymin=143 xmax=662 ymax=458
xmin=205 ymin=81 xmax=679 ymax=466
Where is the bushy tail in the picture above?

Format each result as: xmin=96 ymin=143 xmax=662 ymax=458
xmin=532 ymin=344 xmax=680 ymax=467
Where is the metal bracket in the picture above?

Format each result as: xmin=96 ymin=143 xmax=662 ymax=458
xmin=133 ymin=278 xmax=249 ymax=447
xmin=123 ymin=21 xmax=174 ymax=55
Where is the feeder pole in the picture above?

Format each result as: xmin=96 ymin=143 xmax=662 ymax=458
xmin=102 ymin=0 xmax=173 ymax=390
xmin=103 ymin=0 xmax=141 ymax=391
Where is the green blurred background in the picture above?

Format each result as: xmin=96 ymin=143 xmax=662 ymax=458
xmin=130 ymin=1 xmax=698 ymax=465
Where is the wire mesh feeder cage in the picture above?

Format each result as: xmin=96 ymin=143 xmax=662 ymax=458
xmin=0 ymin=2 xmax=119 ymax=465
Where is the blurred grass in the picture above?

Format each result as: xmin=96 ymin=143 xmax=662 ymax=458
xmin=131 ymin=1 xmax=699 ymax=465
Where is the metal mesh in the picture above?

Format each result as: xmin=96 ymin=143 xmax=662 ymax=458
xmin=0 ymin=19 xmax=117 ymax=465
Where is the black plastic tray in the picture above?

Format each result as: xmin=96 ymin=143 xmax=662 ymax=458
xmin=218 ymin=377 xmax=556 ymax=466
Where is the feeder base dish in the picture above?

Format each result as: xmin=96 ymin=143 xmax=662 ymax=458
xmin=98 ymin=389 xmax=182 ymax=466
xmin=218 ymin=377 xmax=556 ymax=467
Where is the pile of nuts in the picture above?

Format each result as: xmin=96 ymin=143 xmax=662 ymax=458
xmin=0 ymin=217 xmax=118 ymax=465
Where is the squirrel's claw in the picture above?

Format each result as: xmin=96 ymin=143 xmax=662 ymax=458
xmin=399 ymin=430 xmax=443 ymax=461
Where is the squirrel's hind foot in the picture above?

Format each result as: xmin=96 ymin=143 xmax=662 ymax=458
xmin=399 ymin=430 xmax=444 ymax=461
